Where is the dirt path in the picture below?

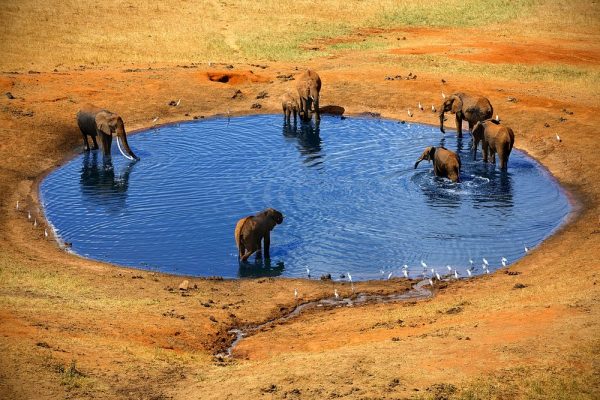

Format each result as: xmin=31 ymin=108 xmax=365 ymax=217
xmin=0 ymin=26 xmax=599 ymax=399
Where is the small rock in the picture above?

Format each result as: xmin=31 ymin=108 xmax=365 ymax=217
xmin=261 ymin=384 xmax=277 ymax=393
xmin=256 ymin=91 xmax=268 ymax=99
xmin=391 ymin=337 xmax=401 ymax=342
xmin=544 ymin=123 xmax=550 ymax=128
xmin=251 ymin=103 xmax=262 ymax=109
xmin=231 ymin=89 xmax=243 ymax=99
xmin=507 ymin=96 xmax=518 ymax=102
xmin=513 ymin=283 xmax=528 ymax=289
xmin=5 ymin=92 xmax=15 ymax=99
xmin=225 ymin=64 xmax=234 ymax=69
xmin=209 ymin=315 xmax=217 ymax=323
xmin=320 ymin=274 xmax=332 ymax=280
xmin=178 ymin=280 xmax=190 ymax=291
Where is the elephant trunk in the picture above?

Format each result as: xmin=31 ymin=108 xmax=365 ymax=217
xmin=414 ymin=158 xmax=423 ymax=169
xmin=439 ymin=111 xmax=445 ymax=134
xmin=116 ymin=123 xmax=139 ymax=161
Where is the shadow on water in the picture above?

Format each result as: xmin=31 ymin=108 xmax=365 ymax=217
xmin=79 ymin=151 xmax=137 ymax=213
xmin=238 ymin=260 xmax=285 ymax=278
xmin=282 ymin=120 xmax=323 ymax=167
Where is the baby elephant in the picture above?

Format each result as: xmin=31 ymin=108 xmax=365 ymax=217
xmin=281 ymin=92 xmax=300 ymax=124
xmin=414 ymin=146 xmax=461 ymax=182
xmin=234 ymin=208 xmax=284 ymax=262
xmin=472 ymin=120 xmax=515 ymax=169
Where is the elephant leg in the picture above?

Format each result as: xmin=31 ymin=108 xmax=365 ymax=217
xmin=456 ymin=115 xmax=463 ymax=137
xmin=238 ymin=241 xmax=246 ymax=260
xmin=82 ymin=133 xmax=90 ymax=151
xmin=263 ymin=232 xmax=271 ymax=260
xmin=468 ymin=120 xmax=474 ymax=133
xmin=314 ymin=99 xmax=320 ymax=122
xmin=91 ymin=135 xmax=99 ymax=150
xmin=482 ymin=144 xmax=488 ymax=163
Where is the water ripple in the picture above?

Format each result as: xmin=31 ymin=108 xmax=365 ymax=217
xmin=40 ymin=115 xmax=572 ymax=280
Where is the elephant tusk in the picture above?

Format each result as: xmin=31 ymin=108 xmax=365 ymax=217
xmin=116 ymin=137 xmax=134 ymax=161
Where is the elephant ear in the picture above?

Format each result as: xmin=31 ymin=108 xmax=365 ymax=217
xmin=95 ymin=112 xmax=112 ymax=136
xmin=450 ymin=95 xmax=463 ymax=114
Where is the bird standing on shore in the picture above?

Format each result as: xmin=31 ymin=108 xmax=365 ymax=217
xmin=556 ymin=133 xmax=561 ymax=142
xmin=431 ymin=104 xmax=436 ymax=113
xmin=501 ymin=257 xmax=508 ymax=267
xmin=407 ymin=109 xmax=413 ymax=118
xmin=334 ymin=289 xmax=339 ymax=299
xmin=418 ymin=102 xmax=423 ymax=111
xmin=16 ymin=201 xmax=19 ymax=210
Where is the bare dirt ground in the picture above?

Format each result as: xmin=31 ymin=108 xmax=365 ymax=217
xmin=1 ymin=20 xmax=599 ymax=400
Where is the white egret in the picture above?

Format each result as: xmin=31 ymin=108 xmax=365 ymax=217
xmin=483 ymin=258 xmax=489 ymax=267
xmin=467 ymin=269 xmax=472 ymax=277
xmin=435 ymin=272 xmax=441 ymax=281
xmin=442 ymin=92 xmax=446 ymax=99
xmin=524 ymin=245 xmax=529 ymax=254
xmin=334 ymin=289 xmax=339 ymax=299
xmin=44 ymin=229 xmax=48 ymax=238
xmin=403 ymin=269 xmax=408 ymax=278
xmin=446 ymin=265 xmax=452 ymax=271
xmin=16 ymin=201 xmax=19 ymax=210
xmin=387 ymin=271 xmax=393 ymax=280
xmin=407 ymin=109 xmax=413 ymax=118
xmin=429 ymin=278 xmax=434 ymax=286
xmin=556 ymin=134 xmax=561 ymax=142
xmin=421 ymin=260 xmax=427 ymax=268
xmin=28 ymin=211 xmax=31 ymax=220
xmin=175 ymin=99 xmax=181 ymax=107
xmin=431 ymin=104 xmax=436 ymax=112
xmin=418 ymin=102 xmax=423 ymax=111
xmin=454 ymin=270 xmax=459 ymax=279
xmin=501 ymin=257 xmax=508 ymax=267
xmin=294 ymin=288 xmax=298 ymax=299
xmin=306 ymin=266 xmax=310 ymax=277
xmin=33 ymin=219 xmax=37 ymax=227
xmin=152 ymin=116 xmax=159 ymax=124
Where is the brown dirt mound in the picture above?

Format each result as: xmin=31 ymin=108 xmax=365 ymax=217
xmin=205 ymin=70 xmax=270 ymax=84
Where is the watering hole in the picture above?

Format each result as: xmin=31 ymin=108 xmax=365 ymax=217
xmin=40 ymin=115 xmax=571 ymax=280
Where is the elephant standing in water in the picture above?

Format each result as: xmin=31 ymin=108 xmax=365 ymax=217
xmin=439 ymin=93 xmax=493 ymax=137
xmin=296 ymin=69 xmax=321 ymax=122
xmin=414 ymin=146 xmax=461 ymax=182
xmin=281 ymin=92 xmax=300 ymax=124
xmin=472 ymin=120 xmax=515 ymax=169
xmin=77 ymin=104 xmax=139 ymax=160
xmin=235 ymin=208 xmax=284 ymax=262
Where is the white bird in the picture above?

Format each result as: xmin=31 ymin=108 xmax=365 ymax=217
xmin=152 ymin=116 xmax=159 ymax=124
xmin=431 ymin=104 xmax=436 ymax=112
xmin=495 ymin=114 xmax=500 ymax=122
xmin=429 ymin=278 xmax=434 ymax=286
xmin=28 ymin=211 xmax=31 ymax=220
xmin=469 ymin=258 xmax=474 ymax=266
xmin=334 ymin=289 xmax=339 ymax=299
xmin=175 ymin=99 xmax=181 ymax=106
xmin=403 ymin=269 xmax=409 ymax=278
xmin=306 ymin=266 xmax=310 ymax=277
xmin=387 ymin=271 xmax=393 ymax=280
xmin=485 ymin=268 xmax=490 ymax=274
xmin=556 ymin=134 xmax=561 ymax=142
xmin=402 ymin=264 xmax=409 ymax=270
xmin=347 ymin=273 xmax=352 ymax=282
xmin=483 ymin=258 xmax=489 ymax=266
xmin=446 ymin=265 xmax=452 ymax=271
xmin=442 ymin=92 xmax=446 ymax=99
xmin=44 ymin=229 xmax=48 ymax=238
xmin=467 ymin=269 xmax=472 ymax=277
xmin=524 ymin=245 xmax=529 ymax=254
xmin=501 ymin=257 xmax=508 ymax=267
xmin=431 ymin=268 xmax=435 ymax=275
xmin=33 ymin=219 xmax=37 ymax=227
xmin=407 ymin=109 xmax=413 ymax=118
xmin=380 ymin=269 xmax=385 ymax=277
xmin=418 ymin=102 xmax=423 ymax=111
xmin=294 ymin=288 xmax=298 ymax=299
xmin=16 ymin=201 xmax=19 ymax=210
xmin=421 ymin=260 xmax=427 ymax=268
xmin=454 ymin=270 xmax=459 ymax=279
xmin=435 ymin=272 xmax=441 ymax=281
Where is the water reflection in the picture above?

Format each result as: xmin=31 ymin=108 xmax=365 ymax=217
xmin=238 ymin=260 xmax=285 ymax=278
xmin=282 ymin=120 xmax=323 ymax=166
xmin=79 ymin=151 xmax=137 ymax=213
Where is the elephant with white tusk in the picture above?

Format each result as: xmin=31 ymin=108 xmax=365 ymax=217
xmin=414 ymin=146 xmax=461 ymax=183
xmin=439 ymin=93 xmax=493 ymax=137
xmin=296 ymin=69 xmax=322 ymax=122
xmin=77 ymin=104 xmax=139 ymax=161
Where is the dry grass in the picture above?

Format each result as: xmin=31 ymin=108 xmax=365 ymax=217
xmin=2 ymin=0 xmax=597 ymax=70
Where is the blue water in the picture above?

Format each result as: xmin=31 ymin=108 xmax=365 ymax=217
xmin=40 ymin=115 xmax=571 ymax=280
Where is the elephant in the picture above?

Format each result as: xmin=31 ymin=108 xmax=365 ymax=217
xmin=234 ymin=208 xmax=284 ymax=262
xmin=76 ymin=104 xmax=139 ymax=160
xmin=281 ymin=92 xmax=300 ymax=124
xmin=439 ymin=93 xmax=493 ymax=137
xmin=472 ymin=120 xmax=515 ymax=169
xmin=296 ymin=69 xmax=321 ymax=122
xmin=414 ymin=146 xmax=461 ymax=182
